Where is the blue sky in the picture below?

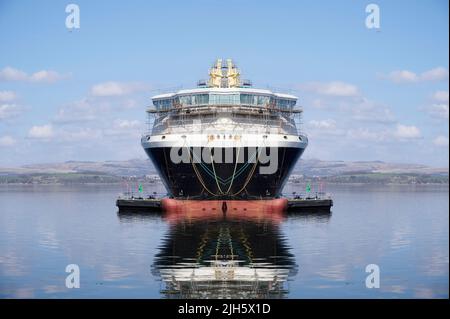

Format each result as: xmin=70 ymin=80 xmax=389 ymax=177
xmin=0 ymin=0 xmax=448 ymax=166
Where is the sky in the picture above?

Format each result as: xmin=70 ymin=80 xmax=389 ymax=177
xmin=0 ymin=0 xmax=448 ymax=167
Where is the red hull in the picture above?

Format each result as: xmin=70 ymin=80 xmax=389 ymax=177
xmin=162 ymin=198 xmax=287 ymax=223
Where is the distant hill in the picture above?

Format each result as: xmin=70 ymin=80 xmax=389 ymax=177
xmin=293 ymin=159 xmax=448 ymax=177
xmin=0 ymin=158 xmax=447 ymax=185
xmin=0 ymin=159 xmax=157 ymax=177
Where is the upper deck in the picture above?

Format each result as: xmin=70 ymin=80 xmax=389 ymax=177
xmin=145 ymin=59 xmax=304 ymax=136
xmin=150 ymin=87 xmax=299 ymax=113
xmin=148 ymin=59 xmax=300 ymax=114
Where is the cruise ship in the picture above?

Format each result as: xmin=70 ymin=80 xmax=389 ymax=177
xmin=141 ymin=59 xmax=307 ymax=199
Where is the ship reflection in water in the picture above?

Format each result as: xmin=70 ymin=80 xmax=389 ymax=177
xmin=118 ymin=202 xmax=331 ymax=299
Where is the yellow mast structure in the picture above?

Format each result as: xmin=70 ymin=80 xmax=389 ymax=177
xmin=226 ymin=59 xmax=241 ymax=88
xmin=208 ymin=59 xmax=223 ymax=88
xmin=208 ymin=58 xmax=241 ymax=88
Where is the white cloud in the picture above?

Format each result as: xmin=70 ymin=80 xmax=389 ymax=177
xmin=426 ymin=103 xmax=449 ymax=120
xmin=28 ymin=124 xmax=54 ymax=139
xmin=347 ymin=128 xmax=387 ymax=142
xmin=49 ymin=116 xmax=142 ymax=144
xmin=90 ymin=81 xmax=148 ymax=97
xmin=309 ymin=97 xmax=395 ymax=124
xmin=54 ymin=96 xmax=141 ymax=124
xmin=308 ymin=119 xmax=336 ymax=130
xmin=29 ymin=70 xmax=65 ymax=83
xmin=305 ymin=119 xmax=347 ymax=139
xmin=394 ymin=124 xmax=421 ymax=139
xmin=423 ymin=90 xmax=449 ymax=120
xmin=0 ymin=66 xmax=66 ymax=83
xmin=114 ymin=119 xmax=141 ymax=129
xmin=0 ymin=90 xmax=17 ymax=102
xmin=299 ymin=81 xmax=359 ymax=97
xmin=421 ymin=67 xmax=449 ymax=81
xmin=104 ymin=119 xmax=143 ymax=137
xmin=433 ymin=135 xmax=449 ymax=147
xmin=0 ymin=104 xmax=21 ymax=120
xmin=54 ymin=99 xmax=103 ymax=123
xmin=432 ymin=90 xmax=449 ymax=103
xmin=351 ymin=98 xmax=396 ymax=123
xmin=385 ymin=70 xmax=419 ymax=83
xmin=122 ymin=99 xmax=138 ymax=109
xmin=59 ymin=128 xmax=102 ymax=142
xmin=383 ymin=67 xmax=449 ymax=83
xmin=0 ymin=135 xmax=16 ymax=146
xmin=338 ymin=125 xmax=422 ymax=143
xmin=0 ymin=66 xmax=28 ymax=81
xmin=0 ymin=92 xmax=21 ymax=121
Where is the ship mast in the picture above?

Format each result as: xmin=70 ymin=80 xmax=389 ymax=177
xmin=208 ymin=58 xmax=241 ymax=88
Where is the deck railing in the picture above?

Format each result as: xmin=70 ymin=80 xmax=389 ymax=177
xmin=149 ymin=116 xmax=301 ymax=135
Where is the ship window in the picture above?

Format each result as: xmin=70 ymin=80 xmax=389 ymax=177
xmin=153 ymin=99 xmax=173 ymax=110
xmin=277 ymin=99 xmax=286 ymax=109
xmin=257 ymin=95 xmax=268 ymax=106
xmin=276 ymin=99 xmax=296 ymax=110
xmin=179 ymin=94 xmax=209 ymax=106
xmin=240 ymin=94 xmax=253 ymax=105
xmin=239 ymin=94 xmax=269 ymax=106
xmin=179 ymin=95 xmax=191 ymax=106
xmin=196 ymin=94 xmax=209 ymax=105
xmin=209 ymin=94 xmax=239 ymax=105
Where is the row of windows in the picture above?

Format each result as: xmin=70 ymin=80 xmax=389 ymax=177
xmin=179 ymin=94 xmax=209 ymax=106
xmin=154 ymin=94 xmax=296 ymax=110
xmin=240 ymin=94 xmax=270 ymax=106
xmin=209 ymin=94 xmax=240 ymax=105
xmin=153 ymin=99 xmax=173 ymax=110
xmin=276 ymin=98 xmax=296 ymax=109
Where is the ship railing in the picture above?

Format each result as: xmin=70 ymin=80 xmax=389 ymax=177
xmin=154 ymin=117 xmax=295 ymax=128
xmin=147 ymin=104 xmax=303 ymax=115
xmin=264 ymin=85 xmax=296 ymax=95
xmin=284 ymin=192 xmax=331 ymax=200
xmin=150 ymin=120 xmax=300 ymax=135
xmin=148 ymin=107 xmax=304 ymax=135
xmin=149 ymin=118 xmax=305 ymax=136
xmin=150 ymin=85 xmax=184 ymax=95
xmin=150 ymin=112 xmax=299 ymax=126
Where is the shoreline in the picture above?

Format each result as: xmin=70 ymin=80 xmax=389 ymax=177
xmin=0 ymin=181 xmax=448 ymax=186
xmin=1 ymin=170 xmax=448 ymax=187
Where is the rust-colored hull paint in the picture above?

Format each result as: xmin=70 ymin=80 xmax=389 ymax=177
xmin=161 ymin=198 xmax=287 ymax=223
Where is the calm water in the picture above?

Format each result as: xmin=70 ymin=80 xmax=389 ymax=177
xmin=0 ymin=184 xmax=448 ymax=298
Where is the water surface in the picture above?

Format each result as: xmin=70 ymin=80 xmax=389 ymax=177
xmin=0 ymin=184 xmax=448 ymax=298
